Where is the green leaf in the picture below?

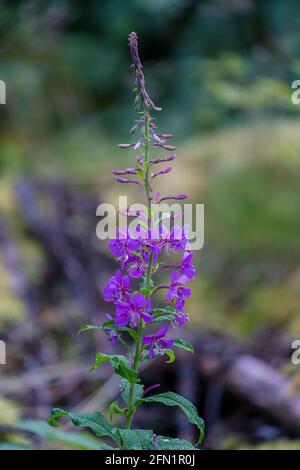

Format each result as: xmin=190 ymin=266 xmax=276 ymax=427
xmin=164 ymin=348 xmax=175 ymax=363
xmin=78 ymin=324 xmax=103 ymax=333
xmin=153 ymin=435 xmax=198 ymax=450
xmin=151 ymin=307 xmax=174 ymax=315
xmin=108 ymin=401 xmax=125 ymax=422
xmin=14 ymin=420 xmax=109 ymax=450
xmin=152 ymin=314 xmax=174 ymax=323
xmin=90 ymin=353 xmax=139 ymax=383
xmin=102 ymin=320 xmax=138 ymax=341
xmin=151 ymin=307 xmax=182 ymax=323
xmin=135 ymin=169 xmax=144 ymax=179
xmin=123 ymin=328 xmax=138 ymax=342
xmin=49 ymin=409 xmax=118 ymax=445
xmin=120 ymin=379 xmax=144 ymax=406
xmin=140 ymin=277 xmax=153 ymax=297
xmin=143 ymin=348 xmax=175 ymax=363
xmin=117 ymin=429 xmax=153 ymax=450
xmin=143 ymin=392 xmax=205 ymax=444
xmin=79 ymin=322 xmax=138 ymax=341
xmin=154 ymin=306 xmax=181 ymax=314
xmin=173 ymin=337 xmax=194 ymax=354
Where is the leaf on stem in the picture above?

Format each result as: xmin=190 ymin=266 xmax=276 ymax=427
xmin=153 ymin=435 xmax=198 ymax=450
xmin=90 ymin=353 xmax=140 ymax=384
xmin=49 ymin=409 xmax=118 ymax=446
xmin=140 ymin=277 xmax=153 ymax=297
xmin=164 ymin=349 xmax=175 ymax=363
xmin=143 ymin=391 xmax=205 ymax=444
xmin=151 ymin=306 xmax=182 ymax=323
xmin=120 ymin=379 xmax=144 ymax=407
xmin=116 ymin=428 xmax=153 ymax=450
xmin=173 ymin=337 xmax=194 ymax=354
xmin=108 ymin=401 xmax=126 ymax=422
xmin=14 ymin=420 xmax=107 ymax=450
xmin=79 ymin=322 xmax=138 ymax=341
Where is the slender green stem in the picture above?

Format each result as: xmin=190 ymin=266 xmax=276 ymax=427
xmin=125 ymin=111 xmax=153 ymax=429
xmin=125 ymin=318 xmax=144 ymax=429
xmin=144 ymin=111 xmax=152 ymax=221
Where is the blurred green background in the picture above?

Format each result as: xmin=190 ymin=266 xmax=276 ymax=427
xmin=1 ymin=0 xmax=300 ymax=450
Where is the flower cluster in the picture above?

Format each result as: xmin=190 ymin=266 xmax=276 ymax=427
xmin=105 ymin=229 xmax=195 ymax=337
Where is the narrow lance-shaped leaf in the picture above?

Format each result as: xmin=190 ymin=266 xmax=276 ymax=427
xmin=151 ymin=307 xmax=183 ymax=324
xmin=173 ymin=337 xmax=194 ymax=354
xmin=79 ymin=322 xmax=138 ymax=341
xmin=143 ymin=392 xmax=205 ymax=444
xmin=15 ymin=420 xmax=111 ymax=450
xmin=49 ymin=409 xmax=119 ymax=445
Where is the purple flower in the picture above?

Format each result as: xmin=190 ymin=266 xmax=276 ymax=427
xmin=143 ymin=325 xmax=174 ymax=358
xmin=115 ymin=293 xmax=153 ymax=328
xmin=180 ymin=252 xmax=196 ymax=279
xmin=166 ymin=270 xmax=191 ymax=311
xmin=167 ymin=225 xmax=190 ymax=252
xmin=172 ymin=310 xmax=189 ymax=327
xmin=150 ymin=191 xmax=160 ymax=203
xmin=128 ymin=262 xmax=145 ymax=279
xmin=109 ymin=229 xmax=141 ymax=269
xmin=103 ymin=269 xmax=131 ymax=302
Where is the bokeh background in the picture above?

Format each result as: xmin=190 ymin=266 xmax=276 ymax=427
xmin=1 ymin=0 xmax=300 ymax=450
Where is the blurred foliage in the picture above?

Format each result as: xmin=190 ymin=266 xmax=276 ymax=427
xmin=172 ymin=120 xmax=300 ymax=336
xmin=0 ymin=263 xmax=24 ymax=326
xmin=0 ymin=398 xmax=20 ymax=425
xmin=0 ymin=419 xmax=105 ymax=449
xmin=1 ymin=0 xmax=300 ymax=176
xmin=240 ymin=270 xmax=300 ymax=335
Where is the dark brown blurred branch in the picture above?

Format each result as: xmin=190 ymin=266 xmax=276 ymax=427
xmin=198 ymin=334 xmax=300 ymax=434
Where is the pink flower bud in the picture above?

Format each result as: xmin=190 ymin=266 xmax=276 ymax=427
xmin=159 ymin=194 xmax=189 ymax=202
xmin=158 ymin=134 xmax=174 ymax=139
xmin=118 ymin=144 xmax=132 ymax=149
xmin=112 ymin=168 xmax=137 ymax=175
xmin=152 ymin=167 xmax=172 ymax=179
xmin=149 ymin=154 xmax=176 ymax=165
xmin=115 ymin=177 xmax=142 ymax=186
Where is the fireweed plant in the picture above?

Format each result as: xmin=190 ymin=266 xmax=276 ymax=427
xmin=49 ymin=32 xmax=205 ymax=450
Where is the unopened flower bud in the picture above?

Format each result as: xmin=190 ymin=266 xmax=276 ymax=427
xmin=152 ymin=166 xmax=172 ymax=179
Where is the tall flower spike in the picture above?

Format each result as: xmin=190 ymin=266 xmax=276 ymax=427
xmin=128 ymin=32 xmax=162 ymax=112
xmin=50 ymin=33 xmax=205 ymax=449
